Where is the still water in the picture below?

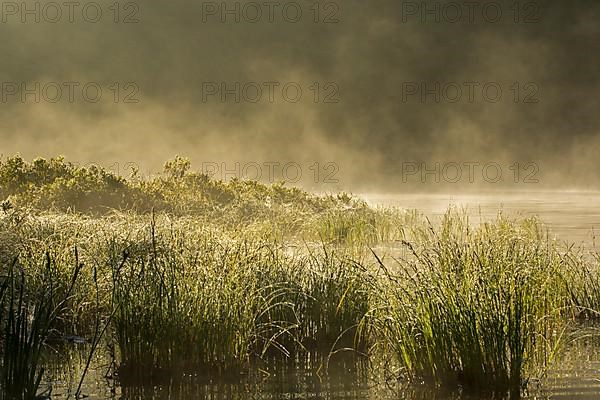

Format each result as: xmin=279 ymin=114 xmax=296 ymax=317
xmin=43 ymin=337 xmax=600 ymax=400
xmin=44 ymin=190 xmax=600 ymax=399
xmin=363 ymin=190 xmax=600 ymax=245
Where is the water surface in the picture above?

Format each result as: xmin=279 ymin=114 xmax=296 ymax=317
xmin=43 ymin=190 xmax=600 ymax=399
xmin=363 ymin=190 xmax=600 ymax=245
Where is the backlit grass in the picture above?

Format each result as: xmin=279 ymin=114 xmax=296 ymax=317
xmin=0 ymin=155 xmax=596 ymax=398
xmin=370 ymin=212 xmax=570 ymax=396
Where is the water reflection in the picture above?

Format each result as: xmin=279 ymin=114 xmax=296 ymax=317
xmin=40 ymin=326 xmax=600 ymax=400
xmin=45 ymin=351 xmax=399 ymax=400
xmin=529 ymin=328 xmax=600 ymax=400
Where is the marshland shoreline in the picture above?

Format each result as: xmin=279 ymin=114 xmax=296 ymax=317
xmin=1 ymin=156 xmax=599 ymax=399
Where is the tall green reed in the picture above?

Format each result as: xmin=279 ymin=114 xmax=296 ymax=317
xmin=371 ymin=212 xmax=569 ymax=397
xmin=0 ymin=251 xmax=83 ymax=400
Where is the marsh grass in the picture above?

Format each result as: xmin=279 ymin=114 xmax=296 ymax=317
xmin=563 ymin=247 xmax=600 ymax=319
xmin=1 ymin=155 xmax=599 ymax=398
xmin=371 ymin=212 xmax=570 ymax=397
xmin=111 ymin=233 xmax=280 ymax=379
xmin=108 ymin=216 xmax=374 ymax=383
xmin=0 ymin=251 xmax=83 ymax=400
xmin=0 ymin=206 xmax=590 ymax=398
xmin=308 ymin=206 xmax=410 ymax=247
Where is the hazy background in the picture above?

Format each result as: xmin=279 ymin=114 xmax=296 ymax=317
xmin=0 ymin=0 xmax=598 ymax=192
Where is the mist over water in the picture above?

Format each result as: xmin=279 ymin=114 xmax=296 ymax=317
xmin=0 ymin=0 xmax=599 ymax=192
xmin=2 ymin=3 xmax=600 ymax=398
xmin=364 ymin=190 xmax=600 ymax=244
